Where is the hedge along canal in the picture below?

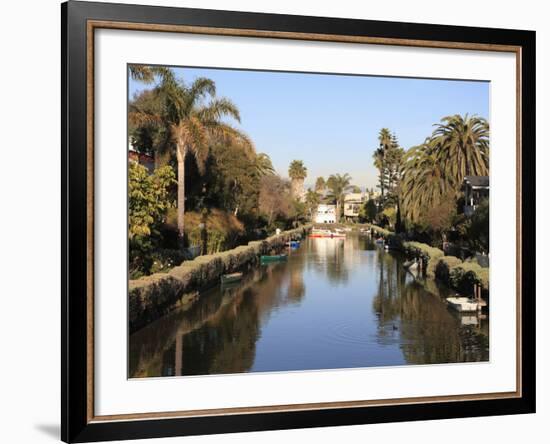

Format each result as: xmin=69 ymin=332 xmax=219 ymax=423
xmin=364 ymin=223 xmax=489 ymax=300
xmin=129 ymin=225 xmax=312 ymax=333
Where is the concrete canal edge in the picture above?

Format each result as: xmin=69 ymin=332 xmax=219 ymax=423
xmin=129 ymin=225 xmax=312 ymax=333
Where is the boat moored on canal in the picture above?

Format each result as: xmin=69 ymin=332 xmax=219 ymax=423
xmin=309 ymin=227 xmax=346 ymax=238
xmin=446 ymin=296 xmax=487 ymax=313
xmin=260 ymin=254 xmax=288 ymax=263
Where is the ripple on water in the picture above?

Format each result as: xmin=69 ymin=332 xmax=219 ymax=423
xmin=319 ymin=319 xmax=401 ymax=348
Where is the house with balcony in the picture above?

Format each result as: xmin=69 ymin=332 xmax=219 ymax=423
xmin=343 ymin=193 xmax=366 ymax=221
xmin=462 ymin=175 xmax=489 ymax=216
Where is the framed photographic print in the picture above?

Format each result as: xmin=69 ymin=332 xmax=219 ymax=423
xmin=61 ymin=0 xmax=536 ymax=442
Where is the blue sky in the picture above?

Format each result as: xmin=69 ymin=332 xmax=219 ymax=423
xmin=129 ymin=67 xmax=489 ymax=189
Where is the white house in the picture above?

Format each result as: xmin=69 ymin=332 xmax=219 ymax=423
xmin=314 ymin=204 xmax=336 ymax=224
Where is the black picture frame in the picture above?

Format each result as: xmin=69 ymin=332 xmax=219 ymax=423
xmin=62 ymin=1 xmax=536 ymax=442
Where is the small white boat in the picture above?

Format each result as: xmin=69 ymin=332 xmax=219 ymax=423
xmin=446 ymin=297 xmax=480 ymax=312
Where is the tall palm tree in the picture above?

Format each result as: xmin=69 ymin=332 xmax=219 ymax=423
xmin=326 ymin=173 xmax=353 ymax=222
xmin=130 ymin=70 xmax=254 ymax=247
xmin=430 ymin=114 xmax=489 ymax=187
xmin=288 ymin=160 xmax=308 ymax=199
xmin=400 ymin=142 xmax=447 ymax=223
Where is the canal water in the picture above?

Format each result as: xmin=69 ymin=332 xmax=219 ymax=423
xmin=129 ymin=234 xmax=489 ymax=378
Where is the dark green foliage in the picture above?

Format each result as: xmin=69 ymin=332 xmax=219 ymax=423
xmin=435 ymin=256 xmax=463 ymax=285
xmin=362 ymin=199 xmax=378 ymax=222
xmin=468 ymin=198 xmax=489 ymax=253
xmin=128 ymin=163 xmax=176 ymax=278
xmin=449 ymin=262 xmax=489 ymax=294
xmin=372 ymin=129 xmax=404 ymax=209
xmin=205 ymin=142 xmax=261 ymax=219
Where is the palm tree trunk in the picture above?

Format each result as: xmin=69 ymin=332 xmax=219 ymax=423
xmin=176 ymin=144 xmax=186 ymax=249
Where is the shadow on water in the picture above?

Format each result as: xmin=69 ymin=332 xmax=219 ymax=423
xmin=129 ymin=233 xmax=488 ymax=378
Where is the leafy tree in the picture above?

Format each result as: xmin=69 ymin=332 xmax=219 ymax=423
xmin=259 ymin=175 xmax=292 ymax=227
xmin=362 ymin=199 xmax=378 ymax=222
xmin=326 ymin=173 xmax=353 ymax=222
xmin=129 ymin=163 xmax=175 ymax=239
xmin=417 ymin=191 xmax=457 ymax=244
xmin=128 ymin=163 xmax=176 ymax=276
xmin=304 ymin=189 xmax=320 ymax=220
xmin=206 ymin=142 xmax=260 ymax=219
xmin=290 ymin=199 xmax=308 ymax=226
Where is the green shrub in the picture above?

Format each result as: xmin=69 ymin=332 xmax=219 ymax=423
xmin=367 ymin=224 xmax=392 ymax=237
xmin=403 ymin=241 xmax=444 ymax=261
xmin=435 ymin=256 xmax=463 ymax=285
xmin=402 ymin=241 xmax=444 ymax=278
xmin=449 ymin=262 xmax=489 ymax=294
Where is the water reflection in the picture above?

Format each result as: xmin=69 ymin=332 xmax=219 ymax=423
xmin=129 ymin=234 xmax=488 ymax=378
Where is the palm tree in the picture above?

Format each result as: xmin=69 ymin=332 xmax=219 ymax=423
xmin=400 ymin=114 xmax=489 ymax=225
xmin=431 ymin=114 xmax=489 ymax=187
xmin=326 ymin=173 xmax=353 ymax=222
xmin=129 ymin=65 xmax=172 ymax=83
xmin=130 ymin=70 xmax=254 ymax=247
xmin=288 ymin=160 xmax=308 ymax=200
xmin=255 ymin=153 xmax=275 ymax=177
xmin=400 ymin=142 xmax=447 ymax=223
xmin=314 ymin=176 xmax=326 ymax=193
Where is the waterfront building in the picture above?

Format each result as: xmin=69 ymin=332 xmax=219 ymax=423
xmin=344 ymin=192 xmax=366 ymax=220
xmin=462 ymin=176 xmax=489 ymax=216
xmin=315 ymin=204 xmax=337 ymax=224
